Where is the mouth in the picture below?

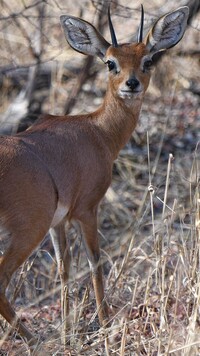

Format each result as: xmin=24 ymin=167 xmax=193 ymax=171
xmin=119 ymin=90 xmax=143 ymax=99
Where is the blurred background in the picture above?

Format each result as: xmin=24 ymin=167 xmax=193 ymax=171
xmin=0 ymin=0 xmax=199 ymax=354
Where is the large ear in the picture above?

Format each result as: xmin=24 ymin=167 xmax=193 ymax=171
xmin=144 ymin=7 xmax=189 ymax=54
xmin=60 ymin=15 xmax=110 ymax=62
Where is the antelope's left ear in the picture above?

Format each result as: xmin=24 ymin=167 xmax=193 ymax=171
xmin=144 ymin=6 xmax=189 ymax=54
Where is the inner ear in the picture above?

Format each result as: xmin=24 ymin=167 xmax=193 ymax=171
xmin=144 ymin=7 xmax=189 ymax=53
xmin=60 ymin=15 xmax=110 ymax=61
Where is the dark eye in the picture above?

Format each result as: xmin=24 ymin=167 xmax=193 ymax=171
xmin=143 ymin=59 xmax=153 ymax=72
xmin=107 ymin=60 xmax=116 ymax=72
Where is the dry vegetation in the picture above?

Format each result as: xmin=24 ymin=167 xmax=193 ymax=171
xmin=0 ymin=0 xmax=200 ymax=355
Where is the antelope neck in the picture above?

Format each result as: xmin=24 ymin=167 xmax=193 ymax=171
xmin=95 ymin=91 xmax=143 ymax=159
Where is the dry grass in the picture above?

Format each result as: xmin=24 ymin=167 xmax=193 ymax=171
xmin=1 ymin=96 xmax=199 ymax=354
xmin=0 ymin=0 xmax=200 ymax=355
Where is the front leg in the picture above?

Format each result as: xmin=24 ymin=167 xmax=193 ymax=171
xmin=79 ymin=210 xmax=108 ymax=326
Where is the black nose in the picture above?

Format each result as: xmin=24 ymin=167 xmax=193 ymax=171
xmin=126 ymin=77 xmax=140 ymax=91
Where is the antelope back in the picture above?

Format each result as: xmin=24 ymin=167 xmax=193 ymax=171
xmin=0 ymin=6 xmax=189 ymax=345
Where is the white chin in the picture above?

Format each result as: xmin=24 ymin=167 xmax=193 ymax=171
xmin=119 ymin=91 xmax=143 ymax=100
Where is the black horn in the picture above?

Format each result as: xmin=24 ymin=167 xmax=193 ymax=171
xmin=137 ymin=4 xmax=144 ymax=43
xmin=108 ymin=6 xmax=118 ymax=47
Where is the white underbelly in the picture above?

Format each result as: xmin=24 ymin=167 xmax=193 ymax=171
xmin=50 ymin=202 xmax=69 ymax=228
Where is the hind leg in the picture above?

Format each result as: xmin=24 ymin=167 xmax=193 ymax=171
xmin=0 ymin=229 xmax=49 ymax=344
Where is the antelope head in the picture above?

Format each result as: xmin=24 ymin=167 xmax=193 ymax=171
xmin=60 ymin=6 xmax=189 ymax=106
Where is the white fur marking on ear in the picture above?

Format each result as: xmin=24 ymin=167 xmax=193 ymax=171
xmin=60 ymin=15 xmax=110 ymax=60
xmin=145 ymin=7 xmax=189 ymax=53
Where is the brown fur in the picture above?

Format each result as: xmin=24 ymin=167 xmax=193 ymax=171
xmin=0 ymin=43 xmax=150 ymax=343
xmin=0 ymin=6 xmax=189 ymax=344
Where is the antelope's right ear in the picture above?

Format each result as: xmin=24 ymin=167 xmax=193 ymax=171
xmin=145 ymin=7 xmax=189 ymax=54
xmin=60 ymin=15 xmax=110 ymax=62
